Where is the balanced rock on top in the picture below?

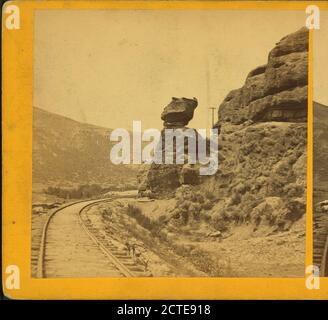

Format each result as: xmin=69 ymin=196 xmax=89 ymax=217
xmin=161 ymin=97 xmax=198 ymax=128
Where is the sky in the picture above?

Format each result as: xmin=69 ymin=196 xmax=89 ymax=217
xmin=34 ymin=9 xmax=327 ymax=131
xmin=313 ymin=10 xmax=328 ymax=107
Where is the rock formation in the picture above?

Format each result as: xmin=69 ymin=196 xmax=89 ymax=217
xmin=195 ymin=27 xmax=308 ymax=230
xmin=161 ymin=97 xmax=198 ymax=128
xmin=217 ymin=27 xmax=308 ymax=125
xmin=138 ymin=97 xmax=203 ymax=198
xmin=162 ymin=27 xmax=308 ymax=233
xmin=139 ymin=27 xmax=308 ymax=232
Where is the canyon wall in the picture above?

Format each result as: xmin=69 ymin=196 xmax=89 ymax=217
xmin=217 ymin=27 xmax=308 ymax=125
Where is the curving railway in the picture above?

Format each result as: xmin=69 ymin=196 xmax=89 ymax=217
xmin=36 ymin=196 xmax=328 ymax=278
xmin=37 ymin=198 xmax=147 ymax=278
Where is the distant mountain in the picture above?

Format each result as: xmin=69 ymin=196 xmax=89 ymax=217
xmin=32 ymin=107 xmax=138 ymax=188
xmin=314 ymin=101 xmax=328 ymax=202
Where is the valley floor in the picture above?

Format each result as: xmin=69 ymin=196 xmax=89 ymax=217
xmin=31 ymin=194 xmax=306 ymax=278
xmin=181 ymin=221 xmax=305 ymax=277
xmin=100 ymin=198 xmax=306 ymax=277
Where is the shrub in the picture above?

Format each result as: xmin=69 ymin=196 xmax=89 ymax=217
xmin=211 ymin=212 xmax=229 ymax=232
xmin=189 ymin=248 xmax=223 ymax=276
xmin=234 ymin=183 xmax=247 ymax=195
xmin=200 ymin=211 xmax=211 ymax=222
xmin=45 ymin=184 xmax=108 ymax=199
xmin=158 ymin=215 xmax=167 ymax=224
xmin=181 ymin=209 xmax=189 ymax=224
xmin=230 ymin=209 xmax=244 ymax=224
xmin=230 ymin=191 xmax=241 ymax=206
xmin=191 ymin=192 xmax=205 ymax=204
xmin=182 ymin=200 xmax=192 ymax=210
xmin=127 ymin=203 xmax=142 ymax=216
xmin=189 ymin=203 xmax=202 ymax=220
xmin=101 ymin=207 xmax=112 ymax=221
xmin=283 ymin=183 xmax=304 ymax=198
xmin=126 ymin=204 xmax=160 ymax=232
xmin=204 ymin=190 xmax=216 ymax=201
xmin=202 ymin=200 xmax=214 ymax=210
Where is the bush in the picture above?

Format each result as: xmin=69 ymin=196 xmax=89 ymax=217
xmin=283 ymin=183 xmax=304 ymax=198
xmin=127 ymin=203 xmax=142 ymax=216
xmin=202 ymin=200 xmax=214 ymax=210
xmin=230 ymin=209 xmax=244 ymax=224
xmin=45 ymin=184 xmax=108 ymax=199
xmin=182 ymin=200 xmax=192 ymax=210
xmin=200 ymin=211 xmax=211 ymax=222
xmin=204 ymin=190 xmax=216 ymax=201
xmin=126 ymin=204 xmax=160 ymax=232
xmin=234 ymin=183 xmax=247 ymax=195
xmin=181 ymin=209 xmax=189 ymax=224
xmin=101 ymin=207 xmax=112 ymax=220
xmin=191 ymin=192 xmax=205 ymax=204
xmin=189 ymin=203 xmax=202 ymax=220
xmin=189 ymin=248 xmax=222 ymax=276
xmin=212 ymin=212 xmax=229 ymax=232
xmin=230 ymin=191 xmax=241 ymax=206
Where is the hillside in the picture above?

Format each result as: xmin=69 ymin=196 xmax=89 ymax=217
xmin=314 ymin=101 xmax=328 ymax=203
xmin=32 ymin=107 xmax=138 ymax=189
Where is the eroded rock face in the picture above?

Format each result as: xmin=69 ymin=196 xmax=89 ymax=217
xmin=203 ymin=28 xmax=309 ymax=230
xmin=169 ymin=28 xmax=308 ymax=231
xmin=144 ymin=164 xmax=182 ymax=197
xmin=191 ymin=121 xmax=307 ymax=230
xmin=218 ymin=27 xmax=308 ymax=124
xmin=248 ymin=86 xmax=308 ymax=121
xmin=161 ymin=97 xmax=198 ymax=128
xmin=138 ymin=27 xmax=308 ymax=213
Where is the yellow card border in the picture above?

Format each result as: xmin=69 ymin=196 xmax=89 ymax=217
xmin=2 ymin=0 xmax=328 ymax=299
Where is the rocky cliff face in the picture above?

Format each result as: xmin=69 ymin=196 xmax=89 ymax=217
xmin=217 ymin=27 xmax=308 ymax=125
xmin=197 ymin=120 xmax=307 ymax=231
xmin=189 ymin=27 xmax=308 ymax=230
xmin=140 ymin=27 xmax=308 ymax=232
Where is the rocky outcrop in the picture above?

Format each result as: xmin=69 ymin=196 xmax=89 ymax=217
xmin=218 ymin=27 xmax=308 ymax=124
xmin=161 ymin=97 xmax=198 ymax=128
xmin=138 ymin=28 xmax=308 ymax=233
xmin=172 ymin=120 xmax=307 ymax=230
xmin=168 ymin=28 xmax=307 ymax=232
xmin=138 ymin=97 xmax=203 ymax=198
xmin=201 ymin=28 xmax=308 ymax=230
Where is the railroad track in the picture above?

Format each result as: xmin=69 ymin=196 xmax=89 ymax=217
xmin=37 ymin=198 xmax=147 ymax=278
xmin=313 ymin=200 xmax=328 ymax=276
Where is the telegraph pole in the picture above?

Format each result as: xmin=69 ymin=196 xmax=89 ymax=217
xmin=209 ymin=107 xmax=217 ymax=128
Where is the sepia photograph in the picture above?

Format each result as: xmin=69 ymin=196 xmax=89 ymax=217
xmin=3 ymin=0 xmax=328 ymax=303
xmin=28 ymin=8 xmax=325 ymax=279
